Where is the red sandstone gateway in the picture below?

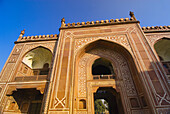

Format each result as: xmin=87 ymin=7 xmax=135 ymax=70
xmin=0 ymin=12 xmax=170 ymax=114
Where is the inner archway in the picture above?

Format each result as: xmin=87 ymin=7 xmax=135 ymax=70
xmin=94 ymin=87 xmax=124 ymax=114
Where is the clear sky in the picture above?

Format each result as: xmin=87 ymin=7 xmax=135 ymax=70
xmin=0 ymin=0 xmax=169 ymax=72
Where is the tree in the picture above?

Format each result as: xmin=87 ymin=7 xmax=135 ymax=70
xmin=94 ymin=99 xmax=107 ymax=114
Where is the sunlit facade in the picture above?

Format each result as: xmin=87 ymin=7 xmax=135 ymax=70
xmin=0 ymin=12 xmax=169 ymax=114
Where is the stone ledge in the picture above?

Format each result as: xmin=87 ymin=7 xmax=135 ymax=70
xmin=17 ymin=34 xmax=58 ymax=42
xmin=14 ymin=75 xmax=48 ymax=82
xmin=142 ymin=25 xmax=170 ymax=33
xmin=60 ymin=11 xmax=139 ymax=30
xmin=61 ymin=18 xmax=138 ymax=27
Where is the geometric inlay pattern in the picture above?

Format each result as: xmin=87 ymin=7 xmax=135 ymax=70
xmin=54 ymin=97 xmax=66 ymax=108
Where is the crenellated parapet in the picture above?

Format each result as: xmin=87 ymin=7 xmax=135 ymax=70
xmin=16 ymin=30 xmax=58 ymax=43
xmin=20 ymin=34 xmax=58 ymax=40
xmin=60 ymin=11 xmax=139 ymax=29
xmin=142 ymin=25 xmax=170 ymax=33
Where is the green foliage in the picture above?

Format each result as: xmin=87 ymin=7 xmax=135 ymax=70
xmin=94 ymin=99 xmax=108 ymax=114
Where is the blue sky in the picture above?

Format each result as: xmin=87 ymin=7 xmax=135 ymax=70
xmin=0 ymin=0 xmax=169 ymax=72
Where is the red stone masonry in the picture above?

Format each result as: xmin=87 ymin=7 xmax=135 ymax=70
xmin=60 ymin=12 xmax=139 ymax=29
xmin=15 ymin=30 xmax=58 ymax=44
xmin=142 ymin=25 xmax=170 ymax=33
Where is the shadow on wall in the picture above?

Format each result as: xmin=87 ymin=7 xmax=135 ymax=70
xmin=4 ymin=88 xmax=43 ymax=114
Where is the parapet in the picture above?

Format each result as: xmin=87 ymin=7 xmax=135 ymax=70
xmin=15 ymin=30 xmax=58 ymax=44
xmin=142 ymin=25 xmax=170 ymax=33
xmin=60 ymin=11 xmax=139 ymax=30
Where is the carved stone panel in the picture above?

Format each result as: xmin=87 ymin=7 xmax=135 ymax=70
xmin=157 ymin=108 xmax=170 ymax=114
xmin=22 ymin=42 xmax=56 ymax=56
xmin=76 ymin=111 xmax=87 ymax=114
xmin=74 ymin=35 xmax=131 ymax=54
xmin=8 ymin=44 xmax=24 ymax=64
xmin=8 ymin=54 xmax=19 ymax=63
xmin=13 ymin=44 xmax=24 ymax=54
xmin=78 ymin=54 xmax=92 ymax=98
xmin=146 ymin=34 xmax=170 ymax=46
xmin=0 ymin=63 xmax=15 ymax=81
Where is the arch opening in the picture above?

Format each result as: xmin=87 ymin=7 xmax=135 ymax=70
xmin=5 ymin=88 xmax=43 ymax=114
xmin=15 ymin=47 xmax=52 ymax=81
xmin=94 ymin=87 xmax=124 ymax=114
xmin=154 ymin=38 xmax=170 ymax=75
xmin=75 ymin=39 xmax=151 ymax=113
xmin=22 ymin=47 xmax=52 ymax=70
xmin=79 ymin=99 xmax=86 ymax=109
xmin=92 ymin=58 xmax=115 ymax=80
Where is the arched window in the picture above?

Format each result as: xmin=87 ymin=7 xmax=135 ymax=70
xmin=22 ymin=47 xmax=52 ymax=69
xmin=154 ymin=38 xmax=170 ymax=75
xmin=16 ymin=47 xmax=52 ymax=77
xmin=92 ymin=58 xmax=115 ymax=79
xmin=79 ymin=99 xmax=86 ymax=109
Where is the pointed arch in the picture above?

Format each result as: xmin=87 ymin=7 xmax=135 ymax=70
xmin=15 ymin=46 xmax=53 ymax=77
xmin=154 ymin=38 xmax=170 ymax=75
xmin=22 ymin=46 xmax=53 ymax=59
xmin=75 ymin=39 xmax=133 ymax=62
xmin=74 ymin=36 xmax=131 ymax=54
xmin=22 ymin=46 xmax=53 ymax=69
xmin=154 ymin=38 xmax=170 ymax=62
xmin=74 ymin=39 xmax=152 ymax=113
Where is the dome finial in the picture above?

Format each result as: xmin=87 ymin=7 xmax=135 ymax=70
xmin=61 ymin=17 xmax=66 ymax=27
xmin=20 ymin=29 xmax=25 ymax=35
xmin=129 ymin=11 xmax=137 ymax=20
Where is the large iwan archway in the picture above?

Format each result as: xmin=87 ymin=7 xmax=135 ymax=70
xmin=74 ymin=40 xmax=151 ymax=113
